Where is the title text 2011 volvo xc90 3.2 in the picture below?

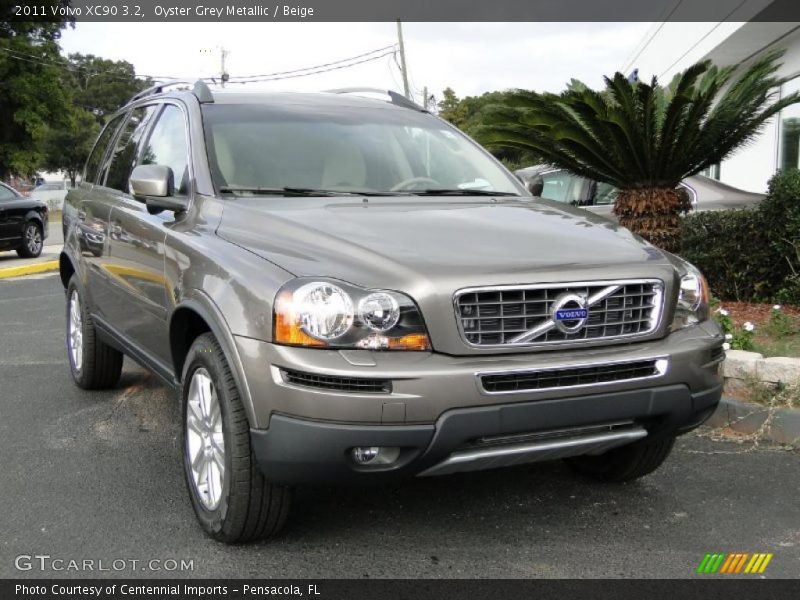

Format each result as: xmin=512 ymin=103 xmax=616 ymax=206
xmin=60 ymin=81 xmax=724 ymax=542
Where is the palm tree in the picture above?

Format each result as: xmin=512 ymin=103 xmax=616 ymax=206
xmin=478 ymin=52 xmax=800 ymax=252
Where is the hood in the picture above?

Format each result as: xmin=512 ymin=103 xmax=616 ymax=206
xmin=216 ymin=196 xmax=675 ymax=290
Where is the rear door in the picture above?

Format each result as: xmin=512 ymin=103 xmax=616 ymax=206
xmin=105 ymin=102 xmax=187 ymax=366
xmin=74 ymin=113 xmax=127 ymax=315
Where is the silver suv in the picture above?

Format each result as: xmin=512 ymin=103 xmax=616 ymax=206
xmin=61 ymin=81 xmax=724 ymax=543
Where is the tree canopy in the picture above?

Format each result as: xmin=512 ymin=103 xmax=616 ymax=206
xmin=0 ymin=1 xmax=73 ymax=178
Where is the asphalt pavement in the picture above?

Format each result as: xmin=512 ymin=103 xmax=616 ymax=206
xmin=1 ymin=274 xmax=798 ymax=579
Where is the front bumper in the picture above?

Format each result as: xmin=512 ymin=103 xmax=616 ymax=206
xmin=251 ymin=383 xmax=722 ymax=484
xmin=241 ymin=321 xmax=725 ymax=484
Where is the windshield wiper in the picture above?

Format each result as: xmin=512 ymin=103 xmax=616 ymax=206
xmin=219 ymin=186 xmax=400 ymax=197
xmin=220 ymin=186 xmax=338 ymax=196
xmin=405 ymin=188 xmax=520 ymax=196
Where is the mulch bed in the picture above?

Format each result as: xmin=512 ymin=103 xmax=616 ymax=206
xmin=715 ymin=301 xmax=800 ymax=327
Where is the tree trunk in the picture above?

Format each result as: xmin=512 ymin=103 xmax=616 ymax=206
xmin=613 ymin=187 xmax=692 ymax=253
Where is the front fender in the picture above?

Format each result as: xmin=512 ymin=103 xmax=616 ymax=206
xmin=171 ymin=291 xmax=260 ymax=428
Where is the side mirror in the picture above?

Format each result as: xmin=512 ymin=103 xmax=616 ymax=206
xmin=129 ymin=164 xmax=189 ymax=213
xmin=527 ymin=176 xmax=544 ymax=197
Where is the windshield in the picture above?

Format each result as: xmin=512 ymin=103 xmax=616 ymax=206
xmin=201 ymin=102 xmax=523 ymax=196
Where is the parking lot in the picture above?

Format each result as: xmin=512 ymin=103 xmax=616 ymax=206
xmin=1 ymin=273 xmax=798 ymax=579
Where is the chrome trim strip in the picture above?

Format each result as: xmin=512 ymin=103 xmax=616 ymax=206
xmin=418 ymin=426 xmax=648 ymax=477
xmin=476 ymin=356 xmax=669 ymax=395
xmin=453 ymin=278 xmax=665 ymax=349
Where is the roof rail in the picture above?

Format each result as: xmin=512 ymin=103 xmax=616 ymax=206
xmin=325 ymin=87 xmax=426 ymax=111
xmin=129 ymin=79 xmax=215 ymax=104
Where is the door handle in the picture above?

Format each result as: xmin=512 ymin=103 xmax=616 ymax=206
xmin=77 ymin=210 xmax=86 ymax=221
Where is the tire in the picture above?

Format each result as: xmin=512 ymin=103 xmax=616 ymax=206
xmin=65 ymin=275 xmax=124 ymax=390
xmin=182 ymin=332 xmax=291 ymax=543
xmin=565 ymin=436 xmax=676 ymax=483
xmin=17 ymin=221 xmax=43 ymax=258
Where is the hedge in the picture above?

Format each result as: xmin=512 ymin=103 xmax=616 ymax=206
xmin=680 ymin=169 xmax=800 ymax=304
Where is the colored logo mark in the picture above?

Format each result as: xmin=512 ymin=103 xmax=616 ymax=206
xmin=696 ymin=553 xmax=773 ymax=574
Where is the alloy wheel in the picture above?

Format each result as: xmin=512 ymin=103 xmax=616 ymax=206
xmin=186 ymin=368 xmax=226 ymax=511
xmin=68 ymin=290 xmax=83 ymax=371
xmin=26 ymin=224 xmax=42 ymax=254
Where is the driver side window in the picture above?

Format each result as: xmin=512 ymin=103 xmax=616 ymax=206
xmin=137 ymin=104 xmax=190 ymax=196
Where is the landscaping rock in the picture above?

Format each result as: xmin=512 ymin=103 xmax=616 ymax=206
xmin=722 ymin=350 xmax=763 ymax=379
xmin=757 ymin=357 xmax=800 ymax=385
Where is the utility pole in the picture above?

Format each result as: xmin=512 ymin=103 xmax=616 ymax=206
xmin=220 ymin=46 xmax=230 ymax=88
xmin=422 ymin=85 xmax=428 ymax=110
xmin=396 ymin=19 xmax=410 ymax=100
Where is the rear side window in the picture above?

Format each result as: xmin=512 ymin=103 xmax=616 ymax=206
xmin=104 ymin=105 xmax=159 ymax=192
xmin=84 ymin=115 xmax=124 ymax=184
xmin=138 ymin=105 xmax=190 ymax=196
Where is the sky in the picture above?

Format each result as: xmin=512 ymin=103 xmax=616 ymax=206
xmin=58 ymin=22 xmax=653 ymax=104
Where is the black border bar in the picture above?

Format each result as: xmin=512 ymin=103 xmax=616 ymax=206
xmin=6 ymin=0 xmax=800 ymax=22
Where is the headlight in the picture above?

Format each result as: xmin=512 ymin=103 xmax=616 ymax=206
xmin=671 ymin=261 xmax=710 ymax=330
xmin=274 ymin=279 xmax=431 ymax=351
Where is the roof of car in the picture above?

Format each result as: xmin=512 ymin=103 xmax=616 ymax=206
xmin=126 ymin=80 xmax=424 ymax=113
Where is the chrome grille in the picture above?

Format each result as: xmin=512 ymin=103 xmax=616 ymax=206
xmin=455 ymin=280 xmax=663 ymax=347
xmin=480 ymin=358 xmax=665 ymax=394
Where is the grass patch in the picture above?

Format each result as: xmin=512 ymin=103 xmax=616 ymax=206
xmin=753 ymin=333 xmax=800 ymax=358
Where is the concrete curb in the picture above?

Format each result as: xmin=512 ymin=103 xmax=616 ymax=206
xmin=707 ymin=396 xmax=800 ymax=446
xmin=0 ymin=260 xmax=59 ymax=279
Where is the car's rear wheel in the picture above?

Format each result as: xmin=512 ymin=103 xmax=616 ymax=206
xmin=17 ymin=221 xmax=43 ymax=258
xmin=182 ymin=332 xmax=291 ymax=543
xmin=66 ymin=275 xmax=123 ymax=390
xmin=565 ymin=436 xmax=676 ymax=483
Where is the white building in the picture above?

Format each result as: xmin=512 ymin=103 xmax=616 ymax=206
xmin=626 ymin=12 xmax=800 ymax=193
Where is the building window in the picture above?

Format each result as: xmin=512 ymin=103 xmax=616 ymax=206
xmin=701 ymin=164 xmax=721 ymax=180
xmin=780 ymin=77 xmax=800 ymax=171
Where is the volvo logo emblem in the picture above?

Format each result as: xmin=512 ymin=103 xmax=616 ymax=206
xmin=551 ymin=293 xmax=589 ymax=334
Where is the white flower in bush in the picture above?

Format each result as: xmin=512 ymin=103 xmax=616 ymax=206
xmin=773 ymin=304 xmax=782 ymax=311
xmin=725 ymin=333 xmax=733 ymax=340
xmin=723 ymin=342 xmax=731 ymax=351
xmin=718 ymin=308 xmax=729 ymax=316
xmin=743 ymin=321 xmax=755 ymax=332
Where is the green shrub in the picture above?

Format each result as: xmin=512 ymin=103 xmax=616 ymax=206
xmin=680 ymin=169 xmax=800 ymax=304
xmin=762 ymin=169 xmax=800 ymax=304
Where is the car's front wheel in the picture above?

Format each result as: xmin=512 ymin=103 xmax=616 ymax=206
xmin=565 ymin=436 xmax=676 ymax=483
xmin=182 ymin=333 xmax=291 ymax=543
xmin=17 ymin=221 xmax=43 ymax=258
xmin=66 ymin=275 xmax=123 ymax=389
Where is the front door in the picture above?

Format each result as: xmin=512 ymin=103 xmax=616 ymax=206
xmin=105 ymin=103 xmax=189 ymax=367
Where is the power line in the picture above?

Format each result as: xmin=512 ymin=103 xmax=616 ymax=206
xmin=224 ymin=44 xmax=397 ymax=81
xmin=221 ymin=49 xmax=397 ymax=84
xmin=621 ymin=0 xmax=686 ymax=74
xmin=0 ymin=46 xmax=156 ymax=82
xmin=658 ymin=0 xmax=749 ymax=79
xmin=1 ymin=43 xmax=400 ymax=87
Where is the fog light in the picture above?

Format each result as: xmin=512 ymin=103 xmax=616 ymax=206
xmin=351 ymin=446 xmax=401 ymax=466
